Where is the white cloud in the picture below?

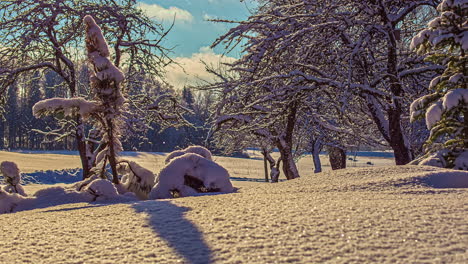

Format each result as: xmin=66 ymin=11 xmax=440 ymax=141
xmin=137 ymin=2 xmax=193 ymax=24
xmin=165 ymin=47 xmax=237 ymax=89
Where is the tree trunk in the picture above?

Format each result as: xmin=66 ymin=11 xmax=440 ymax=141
xmin=0 ymin=121 xmax=4 ymax=149
xmin=76 ymin=118 xmax=91 ymax=180
xmin=276 ymin=100 xmax=300 ymax=180
xmin=464 ymin=110 xmax=468 ymax=149
xmin=328 ymin=146 xmax=346 ymax=170
xmin=106 ymin=119 xmax=119 ymax=184
xmin=261 ymin=148 xmax=269 ymax=182
xmin=311 ymin=138 xmax=322 ymax=173
xmin=386 ymin=22 xmax=412 ymax=165
xmin=277 ymin=142 xmax=300 ymax=180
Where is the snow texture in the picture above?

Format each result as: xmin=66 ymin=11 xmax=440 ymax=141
xmin=83 ymin=16 xmax=110 ymax=57
xmin=150 ymin=153 xmax=233 ymax=199
xmin=454 ymin=151 xmax=468 ymax=170
xmin=0 ymin=166 xmax=467 ymax=263
xmin=442 ymin=88 xmax=468 ymax=112
xmin=32 ymin=97 xmax=99 ymax=118
xmin=165 ymin=145 xmax=213 ymax=164
xmin=425 ymin=101 xmax=443 ymax=129
xmin=419 ymin=151 xmax=447 ymax=168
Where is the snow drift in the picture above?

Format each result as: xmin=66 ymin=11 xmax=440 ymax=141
xmin=150 ymin=153 xmax=233 ymax=199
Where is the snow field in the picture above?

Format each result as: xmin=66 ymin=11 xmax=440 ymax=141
xmin=0 ymin=165 xmax=466 ymax=263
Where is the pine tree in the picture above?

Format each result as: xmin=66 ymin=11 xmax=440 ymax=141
xmin=410 ymin=0 xmax=468 ymax=170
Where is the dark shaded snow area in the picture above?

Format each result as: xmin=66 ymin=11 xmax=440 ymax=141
xmin=22 ymin=169 xmax=83 ymax=184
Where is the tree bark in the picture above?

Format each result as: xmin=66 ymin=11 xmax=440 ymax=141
xmin=464 ymin=110 xmax=468 ymax=149
xmin=261 ymin=148 xmax=269 ymax=182
xmin=385 ymin=13 xmax=412 ymax=165
xmin=276 ymin=101 xmax=300 ymax=180
xmin=76 ymin=118 xmax=91 ymax=179
xmin=311 ymin=138 xmax=322 ymax=173
xmin=328 ymin=146 xmax=346 ymax=170
xmin=106 ymin=119 xmax=120 ymax=184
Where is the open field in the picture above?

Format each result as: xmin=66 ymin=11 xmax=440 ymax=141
xmin=0 ymin=151 xmax=467 ymax=264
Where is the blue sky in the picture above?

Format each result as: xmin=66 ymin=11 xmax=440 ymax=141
xmin=137 ymin=0 xmax=256 ymax=88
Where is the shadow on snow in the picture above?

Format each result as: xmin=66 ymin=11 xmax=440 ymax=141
xmin=132 ymin=200 xmax=213 ymax=264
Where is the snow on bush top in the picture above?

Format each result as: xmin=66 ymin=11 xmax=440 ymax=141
xmin=32 ymin=97 xmax=99 ymax=118
xmin=164 ymin=150 xmax=186 ymax=164
xmin=184 ymin=146 xmax=212 ymax=160
xmin=0 ymin=161 xmax=20 ymax=183
xmin=83 ymin=179 xmax=119 ymax=201
xmin=165 ymin=146 xmax=213 ymax=164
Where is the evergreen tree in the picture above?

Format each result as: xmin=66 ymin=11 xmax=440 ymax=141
xmin=410 ymin=0 xmax=468 ymax=169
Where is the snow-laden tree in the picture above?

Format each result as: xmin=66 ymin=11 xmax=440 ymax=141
xmin=33 ymin=15 xmax=150 ymax=185
xmin=410 ymin=0 xmax=468 ymax=170
xmin=0 ymin=0 xmax=174 ymax=178
xmin=211 ymin=0 xmax=441 ymax=166
xmin=0 ymin=161 xmax=26 ymax=196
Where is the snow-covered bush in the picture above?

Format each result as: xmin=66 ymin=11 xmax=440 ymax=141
xmin=410 ymin=0 xmax=468 ymax=170
xmin=0 ymin=161 xmax=26 ymax=196
xmin=0 ymin=188 xmax=26 ymax=213
xmin=150 ymin=153 xmax=233 ymax=199
xmin=117 ymin=160 xmax=156 ymax=199
xmin=82 ymin=179 xmax=119 ymax=201
xmin=165 ymin=145 xmax=213 ymax=164
xmin=165 ymin=150 xmax=186 ymax=164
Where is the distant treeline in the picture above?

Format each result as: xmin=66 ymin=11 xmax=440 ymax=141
xmin=0 ymin=70 xmax=212 ymax=153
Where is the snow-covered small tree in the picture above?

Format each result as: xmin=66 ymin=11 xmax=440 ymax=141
xmin=410 ymin=0 xmax=468 ymax=170
xmin=83 ymin=15 xmax=126 ymax=183
xmin=0 ymin=161 xmax=26 ymax=196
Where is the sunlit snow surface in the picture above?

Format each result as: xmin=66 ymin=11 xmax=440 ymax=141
xmin=0 ymin=151 xmax=467 ymax=263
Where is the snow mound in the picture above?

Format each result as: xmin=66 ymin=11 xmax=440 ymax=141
xmin=165 ymin=146 xmax=213 ymax=164
xmin=255 ymin=166 xmax=468 ymax=195
xmin=83 ymin=179 xmax=119 ymax=201
xmin=150 ymin=153 xmax=233 ymax=199
xmin=0 ymin=188 xmax=25 ymax=213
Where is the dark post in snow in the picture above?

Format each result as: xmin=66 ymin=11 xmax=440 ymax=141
xmin=84 ymin=15 xmax=125 ymax=184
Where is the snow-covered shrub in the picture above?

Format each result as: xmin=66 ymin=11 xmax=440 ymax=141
xmin=0 ymin=161 xmax=26 ymax=196
xmin=184 ymin=146 xmax=212 ymax=160
xmin=0 ymin=188 xmax=26 ymax=213
xmin=82 ymin=179 xmax=119 ymax=201
xmin=117 ymin=160 xmax=156 ymax=199
xmin=165 ymin=150 xmax=186 ymax=164
xmin=149 ymin=153 xmax=233 ymax=199
xmin=165 ymin=145 xmax=213 ymax=164
xmin=410 ymin=0 xmax=468 ymax=170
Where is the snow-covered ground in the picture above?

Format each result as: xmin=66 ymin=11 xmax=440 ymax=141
xmin=0 ymin=151 xmax=467 ymax=263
